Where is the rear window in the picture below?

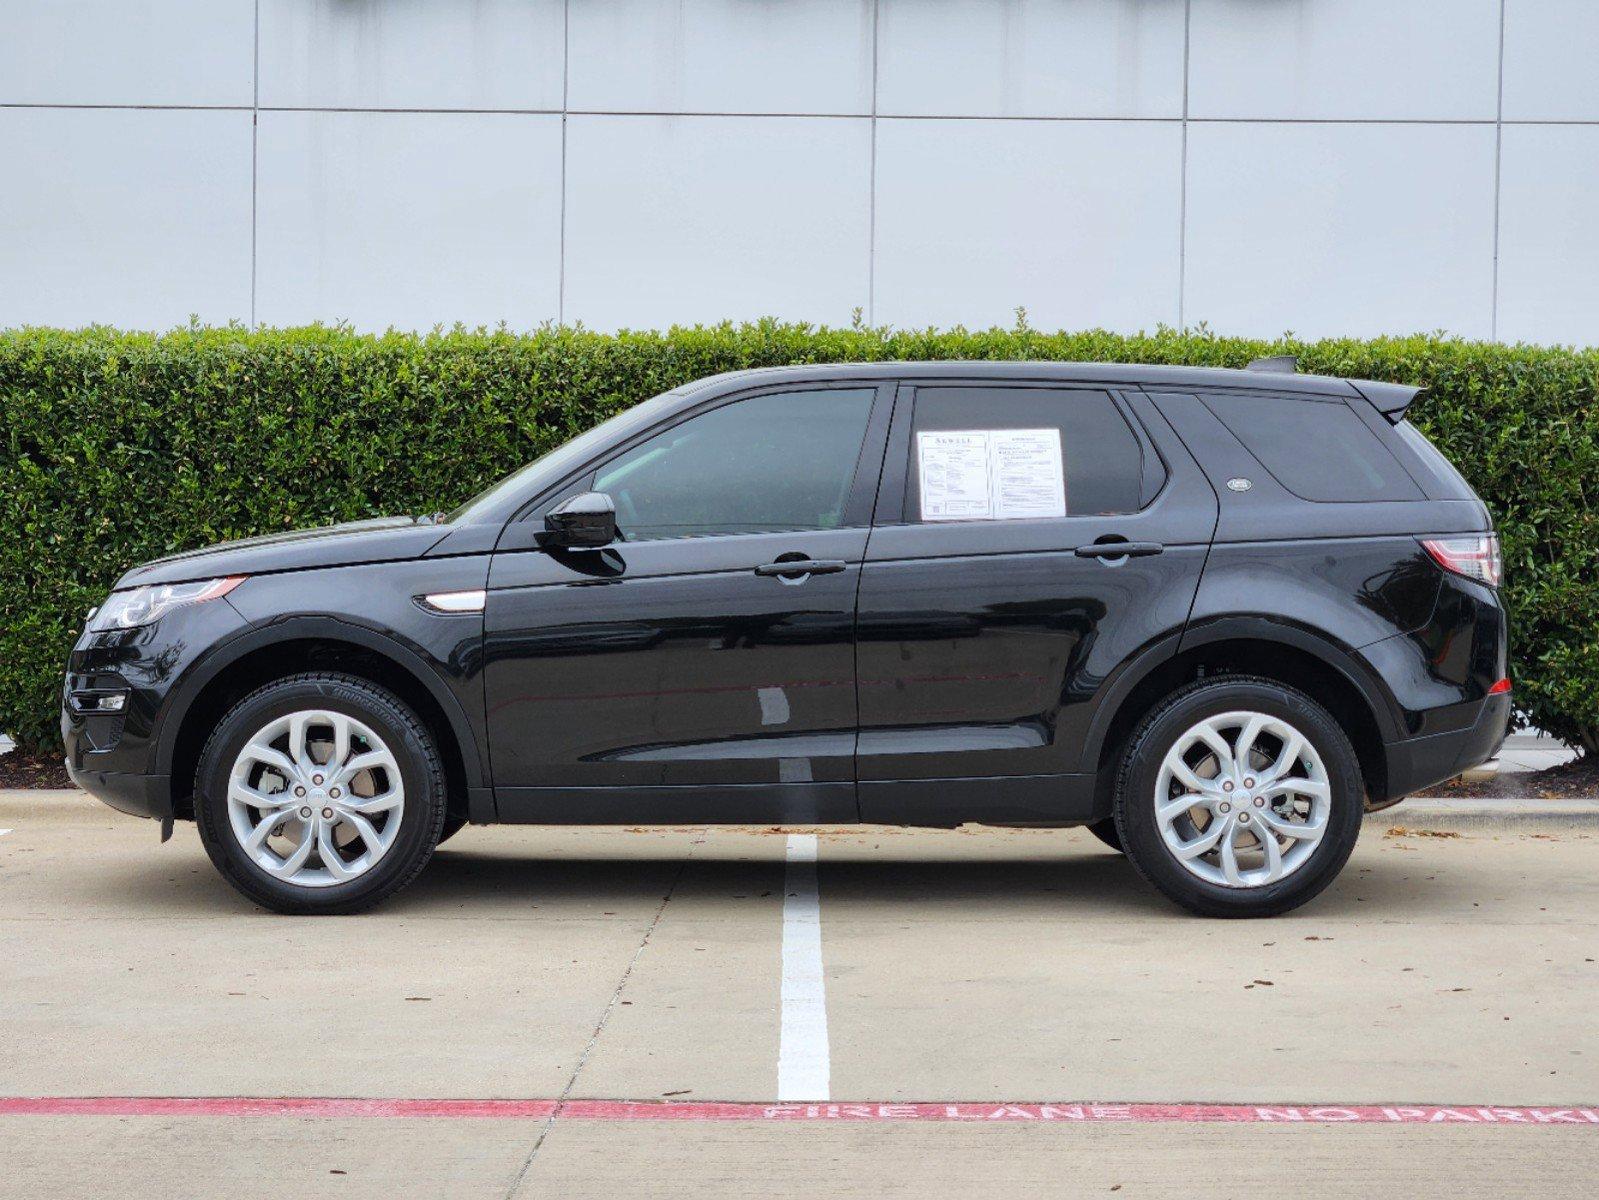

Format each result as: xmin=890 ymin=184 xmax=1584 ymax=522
xmin=1202 ymin=393 xmax=1423 ymax=502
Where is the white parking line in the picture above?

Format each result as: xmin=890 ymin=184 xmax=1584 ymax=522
xmin=0 ymin=829 xmax=11 ymax=838
xmin=778 ymin=832 xmax=830 ymax=1102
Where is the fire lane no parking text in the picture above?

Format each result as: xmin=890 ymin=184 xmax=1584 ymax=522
xmin=2 ymin=1097 xmax=1598 ymax=1126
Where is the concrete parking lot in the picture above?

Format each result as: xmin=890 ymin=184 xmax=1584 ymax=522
xmin=2 ymin=789 xmax=1597 ymax=1198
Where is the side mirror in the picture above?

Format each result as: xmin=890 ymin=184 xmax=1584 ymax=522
xmin=544 ymin=491 xmax=617 ymax=548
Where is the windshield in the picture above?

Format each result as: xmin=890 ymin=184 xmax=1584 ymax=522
xmin=445 ymin=395 xmax=675 ymax=525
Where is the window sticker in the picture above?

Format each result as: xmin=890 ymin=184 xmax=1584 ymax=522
xmin=917 ymin=429 xmax=1066 ymax=522
xmin=917 ymin=430 xmax=994 ymax=520
xmin=989 ymin=428 xmax=1067 ymax=519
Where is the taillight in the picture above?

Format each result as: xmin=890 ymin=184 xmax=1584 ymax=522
xmin=1420 ymin=534 xmax=1502 ymax=588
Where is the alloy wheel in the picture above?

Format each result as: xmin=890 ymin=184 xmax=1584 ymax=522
xmin=225 ymin=709 xmax=406 ymax=888
xmin=1153 ymin=710 xmax=1331 ymax=889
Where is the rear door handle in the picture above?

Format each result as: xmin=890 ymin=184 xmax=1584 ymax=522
xmin=1074 ymin=541 xmax=1164 ymax=559
xmin=754 ymin=559 xmax=848 ymax=578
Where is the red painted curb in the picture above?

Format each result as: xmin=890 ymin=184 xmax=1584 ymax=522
xmin=2 ymin=1097 xmax=1598 ymax=1125
xmin=0 ymin=1097 xmax=557 ymax=1119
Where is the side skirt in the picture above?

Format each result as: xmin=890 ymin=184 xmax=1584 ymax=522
xmin=491 ymin=775 xmax=1101 ymax=827
xmin=859 ymin=773 xmax=1098 ymax=827
xmin=494 ymin=782 xmax=858 ymax=825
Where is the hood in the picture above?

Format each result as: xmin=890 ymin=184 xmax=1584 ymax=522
xmin=115 ymin=516 xmax=453 ymax=590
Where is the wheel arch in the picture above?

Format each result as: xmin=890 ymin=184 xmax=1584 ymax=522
xmin=1084 ymin=617 xmax=1402 ymax=811
xmin=157 ymin=617 xmax=487 ymax=822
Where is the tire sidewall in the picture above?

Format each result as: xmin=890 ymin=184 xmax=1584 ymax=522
xmin=195 ymin=676 xmax=444 ymax=913
xmin=1115 ymin=678 xmax=1364 ymax=917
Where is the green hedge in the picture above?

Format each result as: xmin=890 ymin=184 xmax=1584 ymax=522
xmin=2 ymin=321 xmax=1595 ymax=756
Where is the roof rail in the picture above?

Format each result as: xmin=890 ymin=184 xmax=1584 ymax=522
xmin=1245 ymin=355 xmax=1298 ymax=374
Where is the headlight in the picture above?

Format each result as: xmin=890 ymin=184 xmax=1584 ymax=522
xmin=89 ymin=576 xmax=246 ymax=632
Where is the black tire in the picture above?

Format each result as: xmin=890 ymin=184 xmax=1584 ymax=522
xmin=1113 ymin=675 xmax=1364 ymax=918
xmin=1085 ymin=818 xmax=1124 ymax=853
xmin=194 ymin=673 xmax=447 ymax=915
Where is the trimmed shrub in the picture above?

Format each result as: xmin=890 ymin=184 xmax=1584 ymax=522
xmin=2 ymin=321 xmax=1595 ymax=755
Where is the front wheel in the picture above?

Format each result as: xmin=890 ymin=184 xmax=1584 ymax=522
xmin=194 ymin=673 xmax=447 ymax=914
xmin=1113 ymin=676 xmax=1364 ymax=918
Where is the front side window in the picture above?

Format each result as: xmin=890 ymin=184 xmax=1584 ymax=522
xmin=908 ymin=387 xmax=1147 ymax=522
xmin=594 ymin=388 xmax=876 ymax=542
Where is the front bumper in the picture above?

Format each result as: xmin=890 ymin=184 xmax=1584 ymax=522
xmin=65 ymin=759 xmax=173 ymax=821
xmin=61 ymin=594 xmax=249 ymax=822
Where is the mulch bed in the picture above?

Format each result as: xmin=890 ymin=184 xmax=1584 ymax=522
xmin=1429 ymin=752 xmax=1598 ymax=800
xmin=0 ymin=749 xmax=73 ymax=789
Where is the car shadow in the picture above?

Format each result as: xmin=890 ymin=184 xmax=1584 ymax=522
xmin=88 ymin=830 xmax=1473 ymax=921
xmin=392 ymin=842 xmax=1161 ymax=918
xmin=391 ymin=839 xmax=1394 ymax=921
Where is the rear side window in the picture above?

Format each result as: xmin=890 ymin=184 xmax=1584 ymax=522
xmin=1201 ymin=393 xmax=1423 ymax=502
xmin=909 ymin=387 xmax=1149 ymax=520
xmin=1391 ymin=420 xmax=1479 ymax=500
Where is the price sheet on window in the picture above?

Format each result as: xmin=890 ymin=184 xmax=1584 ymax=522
xmin=916 ymin=428 xmax=1066 ymax=521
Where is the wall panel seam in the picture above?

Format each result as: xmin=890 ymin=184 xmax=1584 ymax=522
xmin=1491 ymin=0 xmax=1507 ymax=341
xmin=1178 ymin=0 xmax=1191 ymax=330
xmin=6 ymin=102 xmax=1591 ymax=129
xmin=867 ymin=0 xmax=879 ymax=325
xmin=250 ymin=0 xmax=259 ymax=329
xmin=559 ymin=0 xmax=571 ymax=326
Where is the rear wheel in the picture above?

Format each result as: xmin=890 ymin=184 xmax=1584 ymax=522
xmin=194 ymin=673 xmax=447 ymax=914
xmin=1114 ymin=676 xmax=1363 ymax=918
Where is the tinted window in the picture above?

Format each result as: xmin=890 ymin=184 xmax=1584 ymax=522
xmin=447 ymin=395 xmax=673 ymax=525
xmin=594 ymin=389 xmax=875 ymax=541
xmin=1202 ymin=393 xmax=1423 ymax=502
xmin=1392 ymin=420 xmax=1477 ymax=500
xmin=909 ymin=387 xmax=1146 ymax=520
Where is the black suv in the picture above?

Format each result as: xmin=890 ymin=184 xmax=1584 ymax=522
xmin=64 ymin=362 xmax=1509 ymax=917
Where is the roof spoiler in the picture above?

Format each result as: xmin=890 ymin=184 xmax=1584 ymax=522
xmin=1245 ymin=355 xmax=1298 ymax=374
xmin=1349 ymin=379 xmax=1425 ymax=424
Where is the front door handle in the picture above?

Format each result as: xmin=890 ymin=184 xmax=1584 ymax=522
xmin=1074 ymin=541 xmax=1164 ymax=559
xmin=754 ymin=558 xmax=848 ymax=579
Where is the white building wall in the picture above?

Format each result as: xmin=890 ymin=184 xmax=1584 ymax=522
xmin=0 ymin=0 xmax=1594 ymax=346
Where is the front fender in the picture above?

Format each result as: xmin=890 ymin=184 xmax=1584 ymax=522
xmin=153 ymin=601 xmax=489 ymax=796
